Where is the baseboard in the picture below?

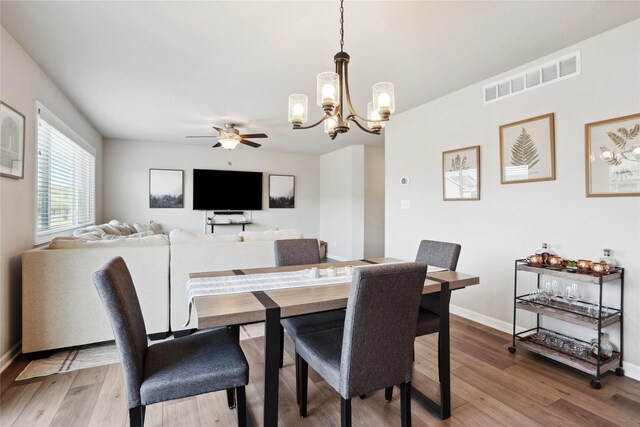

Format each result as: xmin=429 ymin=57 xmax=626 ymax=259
xmin=0 ymin=341 xmax=22 ymax=374
xmin=450 ymin=304 xmax=526 ymax=335
xmin=449 ymin=305 xmax=640 ymax=381
xmin=326 ymin=253 xmax=348 ymax=262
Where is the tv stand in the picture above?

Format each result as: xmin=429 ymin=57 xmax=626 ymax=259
xmin=207 ymin=211 xmax=252 ymax=234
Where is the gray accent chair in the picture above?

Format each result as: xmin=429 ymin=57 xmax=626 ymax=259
xmin=275 ymin=239 xmax=346 ymax=368
xmin=294 ymin=262 xmax=427 ymax=427
xmin=92 ymin=257 xmax=249 ymax=427
xmin=385 ymin=239 xmax=461 ymax=401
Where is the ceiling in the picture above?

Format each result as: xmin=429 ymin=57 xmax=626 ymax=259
xmin=2 ymin=1 xmax=638 ymax=155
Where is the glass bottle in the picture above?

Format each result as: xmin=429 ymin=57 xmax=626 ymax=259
xmin=591 ymin=332 xmax=614 ymax=360
xmin=599 ymin=248 xmax=618 ymax=268
xmin=535 ymin=243 xmax=555 ymax=264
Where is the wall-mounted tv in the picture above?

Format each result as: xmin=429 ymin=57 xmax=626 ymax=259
xmin=193 ymin=169 xmax=263 ymax=210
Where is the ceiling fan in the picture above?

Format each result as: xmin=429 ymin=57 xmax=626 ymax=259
xmin=186 ymin=123 xmax=268 ymax=150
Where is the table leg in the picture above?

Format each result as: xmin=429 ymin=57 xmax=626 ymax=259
xmin=410 ymin=280 xmax=451 ymax=420
xmin=252 ymin=291 xmax=282 ymax=427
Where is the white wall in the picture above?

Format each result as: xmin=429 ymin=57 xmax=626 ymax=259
xmin=102 ymin=139 xmax=320 ymax=237
xmin=0 ymin=27 xmax=103 ymax=369
xmin=319 ymin=145 xmax=385 ymax=260
xmin=385 ymin=20 xmax=640 ymax=374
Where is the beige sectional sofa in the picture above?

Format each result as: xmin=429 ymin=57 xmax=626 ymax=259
xmin=22 ymin=234 xmax=170 ymax=354
xmin=22 ymin=224 xmax=303 ymax=354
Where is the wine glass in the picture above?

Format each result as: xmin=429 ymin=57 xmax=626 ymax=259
xmin=552 ymin=279 xmax=563 ymax=302
xmin=565 ymin=283 xmax=578 ymax=311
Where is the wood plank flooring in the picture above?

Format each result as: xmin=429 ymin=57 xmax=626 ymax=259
xmin=2 ymin=315 xmax=639 ymax=426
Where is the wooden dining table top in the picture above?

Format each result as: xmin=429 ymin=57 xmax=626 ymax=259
xmin=191 ymin=257 xmax=480 ymax=329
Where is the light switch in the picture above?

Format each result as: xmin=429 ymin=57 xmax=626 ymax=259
xmin=401 ymin=200 xmax=411 ymax=209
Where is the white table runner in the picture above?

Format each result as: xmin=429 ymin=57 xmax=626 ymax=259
xmin=185 ymin=267 xmax=355 ymax=326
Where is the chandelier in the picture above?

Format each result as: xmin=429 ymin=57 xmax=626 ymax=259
xmin=287 ymin=0 xmax=395 ymax=140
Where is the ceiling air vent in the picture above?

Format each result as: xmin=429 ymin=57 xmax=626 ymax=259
xmin=483 ymin=50 xmax=580 ymax=104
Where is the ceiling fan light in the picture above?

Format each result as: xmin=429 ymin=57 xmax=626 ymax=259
xmin=317 ymin=72 xmax=340 ymax=110
xmin=219 ymin=138 xmax=240 ymax=150
xmin=288 ymin=94 xmax=308 ymax=126
xmin=372 ymin=82 xmax=395 ymax=117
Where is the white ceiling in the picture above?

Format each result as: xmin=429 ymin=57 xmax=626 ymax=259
xmin=2 ymin=1 xmax=639 ymax=155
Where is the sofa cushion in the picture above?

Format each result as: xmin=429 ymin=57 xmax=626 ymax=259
xmin=48 ymin=234 xmax=169 ymax=249
xmin=133 ymin=222 xmax=163 ymax=235
xmin=239 ymin=229 xmax=303 ymax=241
xmin=169 ymin=229 xmax=242 ymax=244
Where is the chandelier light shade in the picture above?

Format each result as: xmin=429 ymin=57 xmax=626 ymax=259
xmin=288 ymin=94 xmax=308 ymax=126
xmin=288 ymin=0 xmax=394 ymax=140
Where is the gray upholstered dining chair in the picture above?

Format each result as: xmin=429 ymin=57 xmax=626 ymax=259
xmin=294 ymin=262 xmax=427 ymax=427
xmin=275 ymin=239 xmax=346 ymax=369
xmin=92 ymin=257 xmax=249 ymax=427
xmin=385 ymin=239 xmax=461 ymax=401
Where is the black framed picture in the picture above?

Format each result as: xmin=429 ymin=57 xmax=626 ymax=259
xmin=149 ymin=169 xmax=184 ymax=208
xmin=269 ymin=175 xmax=295 ymax=208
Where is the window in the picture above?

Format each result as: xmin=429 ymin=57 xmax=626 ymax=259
xmin=36 ymin=104 xmax=95 ymax=242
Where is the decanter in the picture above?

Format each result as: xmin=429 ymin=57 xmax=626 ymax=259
xmin=591 ymin=332 xmax=614 ymax=360
xmin=599 ymin=248 xmax=618 ymax=268
xmin=535 ymin=243 xmax=555 ymax=264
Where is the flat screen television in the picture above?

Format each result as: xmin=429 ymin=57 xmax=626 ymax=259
xmin=193 ymin=169 xmax=263 ymax=210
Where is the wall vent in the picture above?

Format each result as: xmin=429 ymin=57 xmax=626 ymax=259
xmin=483 ymin=50 xmax=581 ymax=104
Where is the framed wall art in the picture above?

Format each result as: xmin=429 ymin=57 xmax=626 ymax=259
xmin=586 ymin=113 xmax=640 ymax=197
xmin=499 ymin=113 xmax=555 ymax=184
xmin=269 ymin=174 xmax=295 ymax=208
xmin=149 ymin=169 xmax=184 ymax=208
xmin=0 ymin=101 xmax=26 ymax=179
xmin=442 ymin=145 xmax=480 ymax=201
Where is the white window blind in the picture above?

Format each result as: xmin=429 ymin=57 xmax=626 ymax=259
xmin=36 ymin=106 xmax=95 ymax=241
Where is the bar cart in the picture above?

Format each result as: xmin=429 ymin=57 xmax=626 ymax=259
xmin=508 ymin=259 xmax=624 ymax=389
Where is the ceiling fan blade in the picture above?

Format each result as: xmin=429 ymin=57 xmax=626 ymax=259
xmin=212 ymin=126 xmax=225 ymax=134
xmin=240 ymin=139 xmax=261 ymax=148
xmin=212 ymin=142 xmax=222 ymax=148
xmin=238 ymin=133 xmax=268 ymax=139
xmin=186 ymin=135 xmax=217 ymax=138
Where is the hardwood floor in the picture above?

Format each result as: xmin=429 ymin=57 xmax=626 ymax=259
xmin=2 ymin=315 xmax=639 ymax=426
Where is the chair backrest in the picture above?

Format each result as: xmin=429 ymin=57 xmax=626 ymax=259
xmin=339 ymin=262 xmax=427 ymax=398
xmin=92 ymin=257 xmax=148 ymax=408
xmin=274 ymin=238 xmax=320 ymax=266
xmin=415 ymin=240 xmax=461 ymax=271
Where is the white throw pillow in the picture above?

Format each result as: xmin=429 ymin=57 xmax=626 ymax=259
xmin=48 ymin=234 xmax=169 ymax=249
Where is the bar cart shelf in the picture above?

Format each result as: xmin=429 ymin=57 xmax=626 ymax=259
xmin=508 ymin=259 xmax=625 ymax=389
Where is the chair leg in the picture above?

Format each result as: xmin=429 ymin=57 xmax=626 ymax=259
xmin=129 ymin=405 xmax=145 ymax=427
xmin=385 ymin=386 xmax=394 ymax=402
xmin=279 ymin=324 xmax=285 ymax=368
xmin=236 ymin=386 xmax=247 ymax=427
xmin=226 ymin=388 xmax=236 ymax=409
xmin=295 ymin=352 xmax=301 ymax=404
xmin=400 ymin=381 xmax=412 ymax=427
xmin=340 ymin=397 xmax=352 ymax=427
xmin=299 ymin=355 xmax=308 ymax=417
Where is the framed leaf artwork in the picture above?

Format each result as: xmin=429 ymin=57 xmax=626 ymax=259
xmin=442 ymin=145 xmax=480 ymax=201
xmin=585 ymin=113 xmax=640 ymax=197
xmin=499 ymin=113 xmax=555 ymax=184
xmin=0 ymin=101 xmax=26 ymax=179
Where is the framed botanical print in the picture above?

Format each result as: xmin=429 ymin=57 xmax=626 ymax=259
xmin=586 ymin=113 xmax=640 ymax=197
xmin=499 ymin=113 xmax=555 ymax=184
xmin=0 ymin=101 xmax=26 ymax=179
xmin=442 ymin=145 xmax=480 ymax=201
xmin=149 ymin=169 xmax=184 ymax=208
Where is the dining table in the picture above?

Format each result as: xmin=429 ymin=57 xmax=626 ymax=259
xmin=190 ymin=257 xmax=480 ymax=426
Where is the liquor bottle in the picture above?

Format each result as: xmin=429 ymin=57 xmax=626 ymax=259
xmin=599 ymin=248 xmax=618 ymax=268
xmin=535 ymin=243 xmax=555 ymax=264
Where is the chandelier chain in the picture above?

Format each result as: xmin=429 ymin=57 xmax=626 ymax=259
xmin=339 ymin=0 xmax=344 ymax=52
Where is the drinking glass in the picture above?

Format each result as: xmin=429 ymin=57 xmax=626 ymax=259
xmin=552 ymin=279 xmax=563 ymax=302
xmin=565 ymin=283 xmax=578 ymax=311
xmin=543 ymin=281 xmax=554 ymax=304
